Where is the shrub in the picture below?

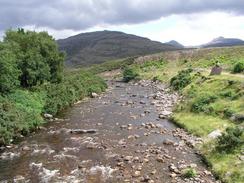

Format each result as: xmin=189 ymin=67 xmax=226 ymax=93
xmin=216 ymin=127 xmax=243 ymax=153
xmin=182 ymin=168 xmax=197 ymax=178
xmin=170 ymin=68 xmax=193 ymax=90
xmin=43 ymin=71 xmax=107 ymax=114
xmin=191 ymin=94 xmax=218 ymax=113
xmin=223 ymin=108 xmax=234 ymax=118
xmin=123 ymin=67 xmax=138 ymax=82
xmin=219 ymin=90 xmax=235 ymax=98
xmin=233 ymin=61 xmax=244 ymax=73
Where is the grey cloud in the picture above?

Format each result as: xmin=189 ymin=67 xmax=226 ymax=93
xmin=0 ymin=0 xmax=244 ymax=31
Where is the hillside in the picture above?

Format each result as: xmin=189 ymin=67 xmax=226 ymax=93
xmin=165 ymin=40 xmax=184 ymax=48
xmin=57 ymin=30 xmax=180 ymax=66
xmin=202 ymin=36 xmax=244 ymax=48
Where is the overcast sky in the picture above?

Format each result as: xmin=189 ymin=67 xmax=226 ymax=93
xmin=1 ymin=0 xmax=244 ymax=46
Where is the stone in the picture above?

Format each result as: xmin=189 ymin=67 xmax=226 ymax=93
xmin=140 ymin=101 xmax=146 ymax=104
xmin=44 ymin=113 xmax=53 ymax=119
xmin=118 ymin=139 xmax=126 ymax=145
xmin=170 ymin=173 xmax=177 ymax=178
xmin=156 ymin=156 xmax=164 ymax=163
xmin=210 ymin=65 xmax=222 ymax=75
xmin=124 ymin=156 xmax=133 ymax=161
xmin=151 ymin=170 xmax=157 ymax=175
xmin=91 ymin=92 xmax=98 ymax=98
xmin=140 ymin=113 xmax=146 ymax=117
xmin=144 ymin=158 xmax=149 ymax=163
xmin=239 ymin=155 xmax=244 ymax=161
xmin=22 ymin=146 xmax=31 ymax=151
xmin=163 ymin=139 xmax=174 ymax=145
xmin=69 ymin=129 xmax=97 ymax=134
xmin=207 ymin=129 xmax=222 ymax=139
xmin=133 ymin=171 xmax=141 ymax=177
xmin=141 ymin=175 xmax=151 ymax=182
xmin=120 ymin=125 xmax=127 ymax=129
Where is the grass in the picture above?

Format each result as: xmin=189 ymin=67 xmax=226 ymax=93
xmin=181 ymin=168 xmax=197 ymax=178
xmin=202 ymin=142 xmax=244 ymax=183
xmin=172 ymin=112 xmax=232 ymax=137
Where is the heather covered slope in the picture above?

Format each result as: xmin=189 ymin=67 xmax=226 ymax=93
xmin=57 ymin=30 xmax=179 ymax=66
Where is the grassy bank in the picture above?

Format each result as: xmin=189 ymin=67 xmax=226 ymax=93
xmin=0 ymin=70 xmax=107 ymax=145
xmin=123 ymin=47 xmax=244 ymax=183
xmin=172 ymin=73 xmax=244 ymax=183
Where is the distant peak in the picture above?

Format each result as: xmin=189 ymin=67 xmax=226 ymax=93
xmin=212 ymin=36 xmax=225 ymax=41
xmin=165 ymin=40 xmax=184 ymax=48
xmin=168 ymin=40 xmax=178 ymax=44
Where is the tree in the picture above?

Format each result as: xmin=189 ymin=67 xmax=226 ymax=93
xmin=3 ymin=29 xmax=65 ymax=87
xmin=0 ymin=42 xmax=20 ymax=93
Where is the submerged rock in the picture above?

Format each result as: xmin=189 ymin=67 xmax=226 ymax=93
xmin=69 ymin=129 xmax=97 ymax=134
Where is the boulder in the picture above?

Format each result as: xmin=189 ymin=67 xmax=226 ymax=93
xmin=210 ymin=65 xmax=222 ymax=75
xmin=207 ymin=129 xmax=222 ymax=139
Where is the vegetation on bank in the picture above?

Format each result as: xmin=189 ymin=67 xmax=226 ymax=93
xmin=122 ymin=47 xmax=244 ymax=183
xmin=0 ymin=29 xmax=107 ymax=145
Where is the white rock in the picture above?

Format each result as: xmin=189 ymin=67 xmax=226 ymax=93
xmin=91 ymin=92 xmax=98 ymax=98
xmin=44 ymin=113 xmax=53 ymax=119
xmin=207 ymin=130 xmax=222 ymax=139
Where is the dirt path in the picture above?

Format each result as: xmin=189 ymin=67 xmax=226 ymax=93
xmin=0 ymin=79 xmax=218 ymax=183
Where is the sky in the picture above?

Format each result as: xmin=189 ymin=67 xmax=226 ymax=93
xmin=0 ymin=0 xmax=244 ymax=46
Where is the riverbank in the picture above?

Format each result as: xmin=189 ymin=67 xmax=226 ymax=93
xmin=122 ymin=52 xmax=244 ymax=183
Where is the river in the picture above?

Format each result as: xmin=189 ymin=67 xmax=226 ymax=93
xmin=0 ymin=79 xmax=217 ymax=183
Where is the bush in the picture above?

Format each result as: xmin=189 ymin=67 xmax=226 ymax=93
xmin=191 ymin=94 xmax=218 ymax=113
xmin=216 ymin=127 xmax=243 ymax=153
xmin=43 ymin=71 xmax=107 ymax=114
xmin=123 ymin=67 xmax=138 ymax=82
xmin=223 ymin=108 xmax=234 ymax=118
xmin=170 ymin=68 xmax=193 ymax=90
xmin=233 ymin=61 xmax=244 ymax=73
xmin=182 ymin=168 xmax=197 ymax=178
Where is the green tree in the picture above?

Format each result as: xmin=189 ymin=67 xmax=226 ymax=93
xmin=0 ymin=43 xmax=20 ymax=93
xmin=4 ymin=29 xmax=65 ymax=87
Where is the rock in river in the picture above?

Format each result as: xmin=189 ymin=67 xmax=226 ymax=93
xmin=69 ymin=129 xmax=97 ymax=134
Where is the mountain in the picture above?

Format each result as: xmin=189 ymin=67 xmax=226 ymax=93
xmin=202 ymin=37 xmax=244 ymax=48
xmin=57 ymin=30 xmax=181 ymax=66
xmin=165 ymin=40 xmax=184 ymax=48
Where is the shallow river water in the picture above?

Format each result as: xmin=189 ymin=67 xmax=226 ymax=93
xmin=0 ymin=80 xmax=217 ymax=183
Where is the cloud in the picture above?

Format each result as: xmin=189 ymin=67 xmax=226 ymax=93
xmin=138 ymin=12 xmax=244 ymax=45
xmin=1 ymin=0 xmax=244 ymax=32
